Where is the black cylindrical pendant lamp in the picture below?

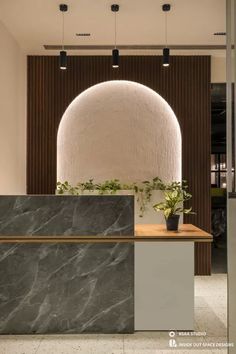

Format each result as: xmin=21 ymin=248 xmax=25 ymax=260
xmin=59 ymin=4 xmax=68 ymax=70
xmin=111 ymin=4 xmax=119 ymax=68
xmin=112 ymin=48 xmax=119 ymax=68
xmin=163 ymin=47 xmax=170 ymax=67
xmin=60 ymin=50 xmax=67 ymax=70
xmin=162 ymin=4 xmax=171 ymax=68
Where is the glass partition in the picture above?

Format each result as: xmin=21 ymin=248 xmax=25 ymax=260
xmin=226 ymin=1 xmax=236 ymax=352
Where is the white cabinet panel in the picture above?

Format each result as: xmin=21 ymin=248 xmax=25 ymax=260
xmin=135 ymin=242 xmax=194 ymax=330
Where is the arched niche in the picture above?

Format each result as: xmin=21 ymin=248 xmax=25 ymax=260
xmin=57 ymin=80 xmax=181 ymax=185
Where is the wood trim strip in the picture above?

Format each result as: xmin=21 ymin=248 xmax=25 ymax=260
xmin=44 ymin=45 xmax=226 ymax=50
xmin=0 ymin=237 xmax=212 ymax=244
xmin=0 ymin=225 xmax=212 ymax=243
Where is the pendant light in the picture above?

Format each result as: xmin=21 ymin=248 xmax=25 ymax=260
xmin=162 ymin=4 xmax=171 ymax=67
xmin=59 ymin=4 xmax=68 ymax=70
xmin=111 ymin=4 xmax=119 ymax=68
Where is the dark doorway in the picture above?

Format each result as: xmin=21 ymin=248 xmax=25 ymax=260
xmin=211 ymin=84 xmax=229 ymax=273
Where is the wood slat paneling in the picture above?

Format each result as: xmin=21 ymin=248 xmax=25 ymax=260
xmin=27 ymin=55 xmax=211 ymax=274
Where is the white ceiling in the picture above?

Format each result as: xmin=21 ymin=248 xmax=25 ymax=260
xmin=0 ymin=0 xmax=226 ymax=55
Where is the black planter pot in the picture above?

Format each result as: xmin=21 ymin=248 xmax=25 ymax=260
xmin=166 ymin=214 xmax=180 ymax=231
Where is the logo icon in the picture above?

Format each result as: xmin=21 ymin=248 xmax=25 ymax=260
xmin=169 ymin=331 xmax=176 ymax=337
xmin=169 ymin=339 xmax=177 ymax=347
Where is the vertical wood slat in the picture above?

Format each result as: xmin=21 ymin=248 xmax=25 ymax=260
xmin=27 ymin=55 xmax=211 ymax=275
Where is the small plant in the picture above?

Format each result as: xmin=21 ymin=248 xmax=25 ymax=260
xmin=136 ymin=177 xmax=163 ymax=217
xmin=78 ymin=179 xmax=95 ymax=192
xmin=95 ymin=179 xmax=122 ymax=194
xmin=56 ymin=177 xmax=183 ymax=218
xmin=153 ymin=180 xmax=194 ymax=218
xmin=56 ymin=181 xmax=79 ymax=195
xmin=153 ymin=180 xmax=195 ymax=231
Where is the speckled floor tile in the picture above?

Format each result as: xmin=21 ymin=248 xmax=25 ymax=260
xmin=123 ymin=331 xmax=169 ymax=351
xmin=0 ymin=335 xmax=43 ymax=354
xmin=195 ymin=295 xmax=227 ymax=309
xmin=35 ymin=334 xmax=124 ymax=354
xmin=195 ymin=308 xmax=227 ymax=337
xmin=194 ymin=275 xmax=227 ymax=297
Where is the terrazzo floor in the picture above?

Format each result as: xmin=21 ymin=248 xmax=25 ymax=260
xmin=0 ymin=274 xmax=228 ymax=354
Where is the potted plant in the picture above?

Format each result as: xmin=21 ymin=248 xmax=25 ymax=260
xmin=56 ymin=177 xmax=164 ymax=218
xmin=153 ymin=180 xmax=194 ymax=231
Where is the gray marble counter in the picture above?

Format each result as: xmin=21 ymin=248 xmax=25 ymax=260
xmin=0 ymin=195 xmax=134 ymax=334
xmin=0 ymin=195 xmax=134 ymax=236
xmin=0 ymin=243 xmax=134 ymax=334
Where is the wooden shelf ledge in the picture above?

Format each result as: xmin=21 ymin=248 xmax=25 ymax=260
xmin=0 ymin=224 xmax=212 ymax=244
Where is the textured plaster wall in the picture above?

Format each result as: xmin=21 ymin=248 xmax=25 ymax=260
xmin=0 ymin=20 xmax=26 ymax=194
xmin=57 ymin=80 xmax=181 ymax=185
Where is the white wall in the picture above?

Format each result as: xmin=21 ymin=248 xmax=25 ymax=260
xmin=0 ymin=20 xmax=26 ymax=194
xmin=211 ymin=55 xmax=226 ymax=83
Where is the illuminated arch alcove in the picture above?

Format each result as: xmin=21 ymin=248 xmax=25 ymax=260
xmin=57 ymin=80 xmax=181 ymax=185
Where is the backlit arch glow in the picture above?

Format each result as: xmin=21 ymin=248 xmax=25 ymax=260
xmin=57 ymin=80 xmax=181 ymax=184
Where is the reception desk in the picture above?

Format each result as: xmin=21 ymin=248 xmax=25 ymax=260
xmin=0 ymin=196 xmax=212 ymax=334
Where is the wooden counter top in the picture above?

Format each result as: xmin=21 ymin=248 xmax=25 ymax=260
xmin=135 ymin=224 xmax=212 ymax=241
xmin=0 ymin=224 xmax=212 ymax=243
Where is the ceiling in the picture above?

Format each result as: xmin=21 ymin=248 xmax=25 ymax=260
xmin=0 ymin=0 xmax=226 ymax=55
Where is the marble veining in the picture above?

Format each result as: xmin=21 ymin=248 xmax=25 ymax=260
xmin=0 ymin=196 xmax=134 ymax=236
xmin=0 ymin=243 xmax=134 ymax=334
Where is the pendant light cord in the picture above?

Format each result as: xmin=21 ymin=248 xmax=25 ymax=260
xmin=62 ymin=11 xmax=65 ymax=50
xmin=165 ymin=11 xmax=168 ymax=48
xmin=114 ymin=11 xmax=117 ymax=49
